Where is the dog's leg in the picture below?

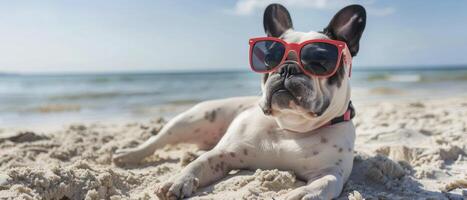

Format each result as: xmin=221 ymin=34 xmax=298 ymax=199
xmin=284 ymin=167 xmax=345 ymax=200
xmin=113 ymin=97 xmax=258 ymax=164
xmin=155 ymin=148 xmax=246 ymax=200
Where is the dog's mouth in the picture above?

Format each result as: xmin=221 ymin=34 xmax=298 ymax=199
xmin=271 ymin=88 xmax=299 ymax=106
xmin=261 ymin=86 xmax=320 ymax=117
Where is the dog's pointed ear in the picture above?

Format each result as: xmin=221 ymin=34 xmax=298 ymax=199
xmin=263 ymin=4 xmax=293 ymax=37
xmin=323 ymin=5 xmax=366 ymax=56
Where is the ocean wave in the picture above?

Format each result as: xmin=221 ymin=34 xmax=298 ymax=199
xmin=88 ymin=76 xmax=138 ymax=83
xmin=387 ymin=74 xmax=421 ymax=82
xmin=25 ymin=104 xmax=81 ymax=113
xmin=369 ymin=87 xmax=405 ymax=95
xmin=367 ymin=72 xmax=467 ymax=83
xmin=49 ymin=91 xmax=160 ymax=100
xmin=367 ymin=74 xmax=421 ymax=82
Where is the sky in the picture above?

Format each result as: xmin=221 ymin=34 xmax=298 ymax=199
xmin=1 ymin=0 xmax=467 ymax=73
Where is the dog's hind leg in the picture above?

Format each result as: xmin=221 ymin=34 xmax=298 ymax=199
xmin=113 ymin=96 xmax=258 ymax=165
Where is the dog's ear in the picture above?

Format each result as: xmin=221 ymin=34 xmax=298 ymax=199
xmin=323 ymin=5 xmax=366 ymax=56
xmin=263 ymin=4 xmax=293 ymax=38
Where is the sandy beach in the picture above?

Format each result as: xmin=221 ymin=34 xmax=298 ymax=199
xmin=0 ymin=97 xmax=466 ymax=199
xmin=2 ymin=1 xmax=467 ymax=199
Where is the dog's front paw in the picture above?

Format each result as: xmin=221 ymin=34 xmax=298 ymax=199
xmin=284 ymin=187 xmax=321 ymax=200
xmin=155 ymin=173 xmax=199 ymax=200
xmin=112 ymin=148 xmax=146 ymax=165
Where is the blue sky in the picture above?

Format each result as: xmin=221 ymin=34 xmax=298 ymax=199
xmin=1 ymin=1 xmax=467 ymax=73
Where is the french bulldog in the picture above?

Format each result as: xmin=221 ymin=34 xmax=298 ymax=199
xmin=113 ymin=3 xmax=366 ymax=200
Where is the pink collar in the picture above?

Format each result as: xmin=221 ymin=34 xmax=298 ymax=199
xmin=324 ymin=101 xmax=355 ymax=127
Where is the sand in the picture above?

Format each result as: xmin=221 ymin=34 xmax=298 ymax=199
xmin=0 ymin=97 xmax=466 ymax=200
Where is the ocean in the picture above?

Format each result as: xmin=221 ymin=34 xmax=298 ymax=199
xmin=1 ymin=67 xmax=467 ymax=128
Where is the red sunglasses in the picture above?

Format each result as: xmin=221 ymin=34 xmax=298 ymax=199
xmin=249 ymin=37 xmax=352 ymax=78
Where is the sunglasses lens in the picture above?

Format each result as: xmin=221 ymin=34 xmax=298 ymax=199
xmin=251 ymin=41 xmax=285 ymax=72
xmin=300 ymin=42 xmax=339 ymax=76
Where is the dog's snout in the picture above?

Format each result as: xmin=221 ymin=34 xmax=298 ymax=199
xmin=277 ymin=51 xmax=303 ymax=77
xmin=279 ymin=63 xmax=303 ymax=77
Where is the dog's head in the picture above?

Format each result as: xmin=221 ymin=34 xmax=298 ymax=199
xmin=258 ymin=4 xmax=366 ymax=132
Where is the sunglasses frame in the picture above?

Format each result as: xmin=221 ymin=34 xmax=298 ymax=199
xmin=249 ymin=37 xmax=352 ymax=78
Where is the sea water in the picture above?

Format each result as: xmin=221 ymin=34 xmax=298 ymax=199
xmin=1 ymin=67 xmax=467 ymax=128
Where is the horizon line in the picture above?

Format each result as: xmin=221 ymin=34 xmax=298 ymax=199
xmin=1 ymin=64 xmax=467 ymax=76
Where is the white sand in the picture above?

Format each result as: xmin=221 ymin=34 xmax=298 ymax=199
xmin=0 ymin=97 xmax=466 ymax=199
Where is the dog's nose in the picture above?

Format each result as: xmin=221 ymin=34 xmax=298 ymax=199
xmin=279 ymin=62 xmax=303 ymax=77
xmin=278 ymin=51 xmax=303 ymax=77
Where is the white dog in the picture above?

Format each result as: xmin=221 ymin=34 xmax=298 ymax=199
xmin=114 ymin=4 xmax=366 ymax=200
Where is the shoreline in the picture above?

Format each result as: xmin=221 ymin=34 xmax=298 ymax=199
xmin=0 ymin=97 xmax=466 ymax=199
xmin=2 ymin=68 xmax=467 ymax=132
xmin=3 ymin=94 xmax=467 ymax=132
